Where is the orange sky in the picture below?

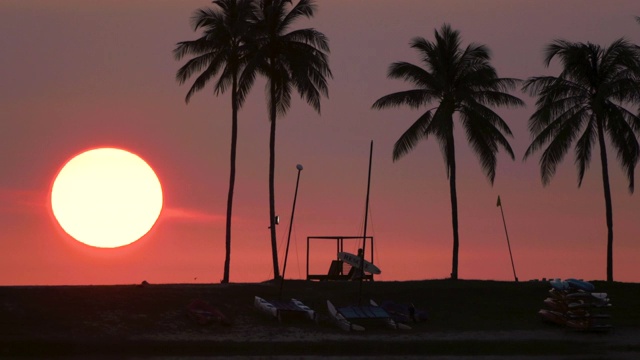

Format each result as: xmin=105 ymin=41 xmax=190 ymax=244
xmin=1 ymin=0 xmax=639 ymax=285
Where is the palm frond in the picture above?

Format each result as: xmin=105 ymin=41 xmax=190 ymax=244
xmin=176 ymin=51 xmax=217 ymax=84
xmin=426 ymin=104 xmax=456 ymax=178
xmin=284 ymin=28 xmax=331 ymax=52
xmin=387 ymin=61 xmax=440 ymax=90
xmin=523 ymin=76 xmax=585 ymax=98
xmin=607 ymin=72 xmax=640 ymax=103
xmin=266 ymin=65 xmax=293 ymax=117
xmin=236 ymin=58 xmax=260 ymax=106
xmin=616 ymin=105 xmax=640 ymax=133
xmin=463 ymin=120 xmax=498 ymax=182
xmin=471 ymin=90 xmax=526 ymax=109
xmin=525 ymin=104 xmax=588 ymax=158
xmin=372 ymin=89 xmax=436 ymax=110
xmin=461 ymin=99 xmax=514 ymax=136
xmin=543 ymin=39 xmax=580 ymax=67
xmin=188 ymin=8 xmax=216 ymax=30
xmin=460 ymin=43 xmax=491 ymax=65
xmin=460 ymin=106 xmax=515 ymax=183
xmin=410 ymin=36 xmax=436 ymax=67
xmin=528 ymin=97 xmax=585 ymax=133
xmin=174 ymin=36 xmax=220 ymax=61
xmin=605 ymin=104 xmax=640 ymax=192
xmin=281 ymin=0 xmax=316 ymax=32
xmin=470 ymin=76 xmax=521 ymax=92
xmin=536 ymin=109 xmax=589 ymax=185
xmin=178 ymin=52 xmax=228 ymax=103
xmin=290 ymin=69 xmax=322 ymax=113
xmin=213 ymin=64 xmax=236 ymax=96
xmin=574 ymin=119 xmax=596 ymax=187
xmin=392 ymin=110 xmax=434 ymax=161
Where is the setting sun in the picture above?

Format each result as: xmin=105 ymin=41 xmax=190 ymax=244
xmin=51 ymin=148 xmax=163 ymax=248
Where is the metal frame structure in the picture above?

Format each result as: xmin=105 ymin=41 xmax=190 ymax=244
xmin=306 ymin=236 xmax=374 ymax=281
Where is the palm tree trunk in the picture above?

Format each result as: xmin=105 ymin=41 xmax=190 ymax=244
xmin=448 ymin=135 xmax=460 ymax=280
xmin=222 ymin=75 xmax=239 ymax=284
xmin=268 ymin=78 xmax=280 ymax=280
xmin=597 ymin=120 xmax=614 ymax=282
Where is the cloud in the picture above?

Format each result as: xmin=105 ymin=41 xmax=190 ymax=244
xmin=0 ymin=188 xmax=46 ymax=214
xmin=0 ymin=188 xmax=224 ymax=224
xmin=162 ymin=207 xmax=224 ymax=223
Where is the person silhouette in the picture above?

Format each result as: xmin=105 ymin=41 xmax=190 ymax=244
xmin=350 ymin=248 xmax=365 ymax=280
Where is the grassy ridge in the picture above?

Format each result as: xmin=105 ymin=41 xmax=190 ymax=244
xmin=0 ymin=280 xmax=638 ymax=356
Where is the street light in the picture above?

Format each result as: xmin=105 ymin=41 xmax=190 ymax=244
xmin=280 ymin=164 xmax=303 ymax=298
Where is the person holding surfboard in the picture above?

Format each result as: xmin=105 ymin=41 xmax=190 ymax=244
xmin=349 ymin=249 xmax=364 ymax=280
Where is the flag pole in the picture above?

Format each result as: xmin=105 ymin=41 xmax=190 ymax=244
xmin=497 ymin=196 xmax=518 ymax=282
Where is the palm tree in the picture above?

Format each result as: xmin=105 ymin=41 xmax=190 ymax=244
xmin=241 ymin=0 xmax=331 ymax=279
xmin=523 ymin=39 xmax=640 ymax=282
xmin=372 ymin=24 xmax=524 ymax=280
xmin=174 ymin=0 xmax=254 ymax=283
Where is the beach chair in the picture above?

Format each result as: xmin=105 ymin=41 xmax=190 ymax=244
xmin=327 ymin=260 xmax=343 ymax=278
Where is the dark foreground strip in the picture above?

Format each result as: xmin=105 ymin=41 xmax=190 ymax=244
xmin=0 ymin=339 xmax=607 ymax=357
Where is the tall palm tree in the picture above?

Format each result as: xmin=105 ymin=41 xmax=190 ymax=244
xmin=372 ymin=24 xmax=524 ymax=280
xmin=523 ymin=39 xmax=640 ymax=282
xmin=174 ymin=0 xmax=254 ymax=283
xmin=241 ymin=0 xmax=331 ymax=279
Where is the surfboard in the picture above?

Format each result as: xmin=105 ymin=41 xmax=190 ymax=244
xmin=565 ymin=278 xmax=596 ymax=292
xmin=566 ymin=292 xmax=608 ymax=301
xmin=538 ymin=308 xmax=567 ymax=326
xmin=338 ymin=251 xmax=381 ymax=275
xmin=549 ymin=278 xmax=569 ymax=291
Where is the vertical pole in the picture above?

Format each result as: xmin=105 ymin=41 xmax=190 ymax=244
xmin=370 ymin=237 xmax=374 ymax=267
xmin=359 ymin=141 xmax=373 ymax=305
xmin=279 ymin=164 xmax=303 ymax=299
xmin=338 ymin=238 xmax=342 ymax=275
xmin=497 ymin=196 xmax=518 ymax=282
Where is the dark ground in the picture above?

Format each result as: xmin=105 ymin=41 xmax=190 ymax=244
xmin=1 ymin=279 xmax=639 ymax=357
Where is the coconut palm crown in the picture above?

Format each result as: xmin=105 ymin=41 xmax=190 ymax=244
xmin=372 ymin=24 xmax=524 ymax=280
xmin=523 ymin=38 xmax=640 ymax=282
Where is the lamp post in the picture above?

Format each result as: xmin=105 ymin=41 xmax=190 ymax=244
xmin=279 ymin=164 xmax=303 ymax=298
xmin=358 ymin=141 xmax=373 ymax=305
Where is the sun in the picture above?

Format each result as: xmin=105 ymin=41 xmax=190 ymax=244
xmin=51 ymin=148 xmax=163 ymax=248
